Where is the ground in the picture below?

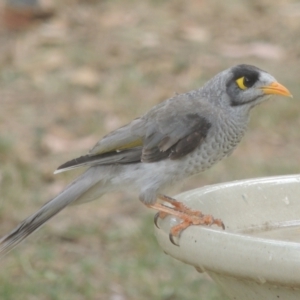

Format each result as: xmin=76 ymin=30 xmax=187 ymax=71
xmin=0 ymin=0 xmax=300 ymax=299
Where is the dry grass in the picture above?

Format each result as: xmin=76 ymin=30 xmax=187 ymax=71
xmin=0 ymin=0 xmax=300 ymax=299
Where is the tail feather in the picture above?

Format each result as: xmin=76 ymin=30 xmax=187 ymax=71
xmin=0 ymin=168 xmax=102 ymax=258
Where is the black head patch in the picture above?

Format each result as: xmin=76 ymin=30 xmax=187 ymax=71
xmin=227 ymin=64 xmax=262 ymax=88
xmin=226 ymin=64 xmax=266 ymax=106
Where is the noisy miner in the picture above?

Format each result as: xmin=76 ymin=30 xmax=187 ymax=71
xmin=0 ymin=64 xmax=292 ymax=255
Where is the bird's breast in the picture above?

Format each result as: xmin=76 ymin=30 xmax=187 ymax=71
xmin=178 ymin=119 xmax=247 ymax=177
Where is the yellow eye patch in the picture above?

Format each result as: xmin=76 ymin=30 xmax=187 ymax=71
xmin=236 ymin=77 xmax=247 ymax=90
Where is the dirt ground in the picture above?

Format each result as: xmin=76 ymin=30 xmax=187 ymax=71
xmin=0 ymin=0 xmax=300 ymax=299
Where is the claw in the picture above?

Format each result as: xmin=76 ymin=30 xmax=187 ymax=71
xmin=154 ymin=211 xmax=169 ymax=228
xmin=214 ymin=218 xmax=225 ymax=230
xmin=221 ymin=221 xmax=225 ymax=230
xmin=154 ymin=212 xmax=160 ymax=228
xmin=169 ymin=232 xmax=179 ymax=246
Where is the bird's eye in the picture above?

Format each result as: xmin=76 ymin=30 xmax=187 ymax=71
xmin=235 ymin=76 xmax=256 ymax=90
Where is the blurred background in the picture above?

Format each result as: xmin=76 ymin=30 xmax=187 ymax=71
xmin=0 ymin=0 xmax=300 ymax=299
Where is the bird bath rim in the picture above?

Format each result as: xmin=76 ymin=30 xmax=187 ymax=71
xmin=154 ymin=174 xmax=300 ymax=287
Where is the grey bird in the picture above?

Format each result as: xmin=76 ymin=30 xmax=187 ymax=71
xmin=0 ymin=64 xmax=292 ymax=254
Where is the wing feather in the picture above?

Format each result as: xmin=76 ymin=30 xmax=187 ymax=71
xmin=55 ymin=91 xmax=213 ymax=173
xmin=55 ymin=147 xmax=143 ymax=173
xmin=142 ymin=113 xmax=211 ymax=162
xmin=89 ymin=118 xmax=143 ymax=155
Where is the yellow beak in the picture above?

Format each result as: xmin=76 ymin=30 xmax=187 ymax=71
xmin=260 ymin=82 xmax=293 ymax=98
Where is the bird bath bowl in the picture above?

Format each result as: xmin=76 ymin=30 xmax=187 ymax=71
xmin=154 ymin=175 xmax=300 ymax=300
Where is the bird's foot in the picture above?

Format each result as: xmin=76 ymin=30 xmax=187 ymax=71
xmin=149 ymin=194 xmax=225 ymax=246
xmin=168 ymin=213 xmax=225 ymax=246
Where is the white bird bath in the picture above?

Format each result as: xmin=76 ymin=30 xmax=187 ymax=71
xmin=154 ymin=175 xmax=300 ymax=300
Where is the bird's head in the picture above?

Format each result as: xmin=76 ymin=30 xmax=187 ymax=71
xmin=205 ymin=64 xmax=292 ymax=111
xmin=202 ymin=65 xmax=292 ymax=113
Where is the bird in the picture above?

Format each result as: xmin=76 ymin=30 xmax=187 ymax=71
xmin=0 ymin=64 xmax=292 ymax=255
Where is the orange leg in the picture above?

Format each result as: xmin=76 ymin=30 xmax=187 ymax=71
xmin=158 ymin=194 xmax=204 ymax=217
xmin=149 ymin=194 xmax=225 ymax=246
xmin=153 ymin=194 xmax=203 ymax=228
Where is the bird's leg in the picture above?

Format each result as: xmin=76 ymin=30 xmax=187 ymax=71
xmin=148 ymin=203 xmax=191 ymax=221
xmin=157 ymin=194 xmax=204 ymax=217
xmin=150 ymin=202 xmax=195 ymax=231
xmin=153 ymin=195 xmax=179 ymax=228
xmin=150 ymin=194 xmax=225 ymax=246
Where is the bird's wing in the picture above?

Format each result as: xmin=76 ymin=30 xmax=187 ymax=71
xmin=55 ymin=93 xmax=212 ymax=173
xmin=89 ymin=118 xmax=143 ymax=155
xmin=141 ymin=94 xmax=212 ymax=162
xmin=55 ymin=146 xmax=143 ymax=173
